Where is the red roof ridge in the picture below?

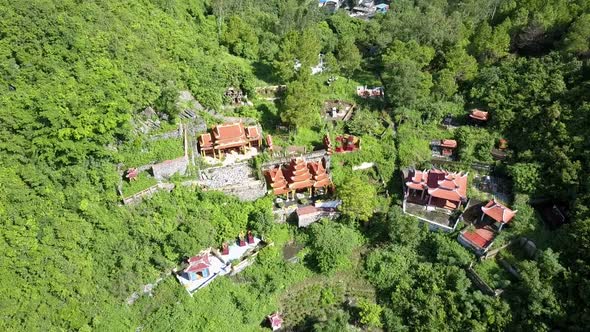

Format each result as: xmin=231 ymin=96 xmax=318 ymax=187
xmin=440 ymin=139 xmax=457 ymax=148
xmin=408 ymin=168 xmax=468 ymax=202
xmin=469 ymin=109 xmax=489 ymax=121
xmin=482 ymin=198 xmax=517 ymax=223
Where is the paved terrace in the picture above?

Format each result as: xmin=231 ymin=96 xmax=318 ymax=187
xmin=197 ymin=162 xmax=266 ymax=201
xmin=404 ymin=201 xmax=456 ymax=229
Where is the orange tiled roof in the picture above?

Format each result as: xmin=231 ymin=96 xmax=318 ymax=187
xmin=212 ymin=122 xmax=248 ymax=148
xmin=482 ymin=199 xmax=517 ymax=224
xmin=440 ymin=139 xmax=457 ymax=148
xmin=185 ymin=253 xmax=211 ymax=273
xmin=297 ymin=205 xmax=320 ymax=216
xmin=213 ymin=122 xmax=244 ymax=139
xmin=461 ymin=227 xmax=495 ymax=249
xmin=406 ymin=169 xmax=468 ymax=203
xmin=246 ymin=126 xmax=260 ymax=140
xmin=198 ymin=133 xmax=213 ymax=149
xmin=265 ymin=167 xmax=288 ymax=189
xmin=470 ymin=109 xmax=489 ymax=121
xmin=265 ymin=158 xmax=332 ymax=194
xmin=428 ymin=172 xmax=467 ymax=202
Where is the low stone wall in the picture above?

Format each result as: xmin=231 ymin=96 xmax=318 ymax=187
xmin=122 ymin=182 xmax=175 ymax=205
xmin=466 ymin=262 xmax=502 ymax=297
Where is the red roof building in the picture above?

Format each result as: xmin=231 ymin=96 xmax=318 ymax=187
xmin=323 ymin=134 xmax=361 ymax=154
xmin=481 ymin=199 xmax=517 ymax=225
xmin=336 ymin=134 xmax=360 ymax=153
xmin=198 ymin=122 xmax=262 ymax=157
xmin=308 ymin=161 xmax=331 ymax=189
xmin=439 ymin=139 xmax=457 ymax=156
xmin=265 ymin=157 xmax=332 ymax=199
xmin=265 ymin=167 xmax=290 ymax=195
xmin=460 ymin=227 xmax=496 ymax=250
xmin=469 ymin=109 xmax=489 ymax=122
xmin=405 ymin=169 xmax=468 ymax=210
xmin=459 ymin=199 xmax=517 ymax=253
xmin=184 ymin=253 xmax=212 ymax=280
xmin=285 ymin=158 xmax=314 ymax=190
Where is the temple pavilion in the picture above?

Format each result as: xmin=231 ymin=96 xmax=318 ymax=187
xmin=198 ymin=122 xmax=262 ymax=157
xmin=469 ymin=109 xmax=489 ymax=123
xmin=439 ymin=139 xmax=457 ymax=156
xmin=265 ymin=157 xmax=332 ymax=200
xmin=405 ymin=168 xmax=468 ymax=210
xmin=459 ymin=199 xmax=517 ymax=253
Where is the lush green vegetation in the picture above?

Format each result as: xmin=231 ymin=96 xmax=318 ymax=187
xmin=1 ymin=0 xmax=590 ymax=331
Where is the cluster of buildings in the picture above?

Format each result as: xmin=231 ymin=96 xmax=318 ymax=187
xmin=458 ymin=199 xmax=517 ymax=254
xmin=319 ymin=0 xmax=390 ymax=17
xmin=195 ymin=121 xmax=346 ymax=229
xmin=350 ymin=0 xmax=389 ymax=18
xmin=403 ymin=168 xmax=518 ymax=255
xmin=175 ymin=231 xmax=265 ymax=295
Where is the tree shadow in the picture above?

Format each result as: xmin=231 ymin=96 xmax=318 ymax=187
xmin=257 ymin=102 xmax=282 ymax=132
xmin=252 ymin=61 xmax=280 ymax=85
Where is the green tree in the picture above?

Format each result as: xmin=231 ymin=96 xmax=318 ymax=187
xmin=384 ymin=59 xmax=433 ymax=107
xmin=274 ymin=31 xmax=300 ymax=82
xmin=357 ymin=298 xmax=383 ymax=328
xmin=563 ymin=14 xmax=590 ymax=54
xmin=387 ymin=206 xmax=427 ymax=248
xmin=346 ymin=109 xmax=385 ymax=137
xmin=509 ymin=163 xmax=542 ymax=194
xmin=336 ymin=36 xmax=361 ymax=77
xmin=307 ymin=221 xmax=361 ymax=273
xmin=511 ymin=257 xmax=564 ymax=330
xmin=338 ymin=175 xmax=378 ymax=222
xmin=280 ymin=78 xmax=321 ymax=128
xmin=313 ymin=309 xmax=353 ymax=332
xmin=365 ymin=245 xmax=417 ymax=290
xmin=247 ymin=210 xmax=274 ymax=239
xmin=444 ymin=46 xmax=478 ymax=82
xmin=381 ymin=40 xmax=435 ymax=107
xmin=274 ymin=27 xmax=322 ymax=81
xmin=433 ymin=69 xmax=458 ymax=98
xmin=470 ymin=20 xmax=511 ymax=61
xmin=222 ymin=15 xmax=259 ymax=59
xmin=396 ymin=125 xmax=431 ymax=168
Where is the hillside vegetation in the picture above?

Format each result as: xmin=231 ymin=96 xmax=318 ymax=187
xmin=1 ymin=0 xmax=590 ymax=331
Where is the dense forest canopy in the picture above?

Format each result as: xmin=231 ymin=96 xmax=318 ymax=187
xmin=1 ymin=0 xmax=590 ymax=331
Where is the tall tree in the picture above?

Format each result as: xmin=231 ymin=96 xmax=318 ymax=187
xmin=381 ymin=40 xmax=435 ymax=107
xmin=222 ymin=15 xmax=259 ymax=60
xmin=335 ymin=36 xmax=362 ymax=78
xmin=338 ymin=175 xmax=378 ymax=223
xmin=563 ymin=14 xmax=590 ymax=55
xmin=280 ymin=78 xmax=321 ymax=128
